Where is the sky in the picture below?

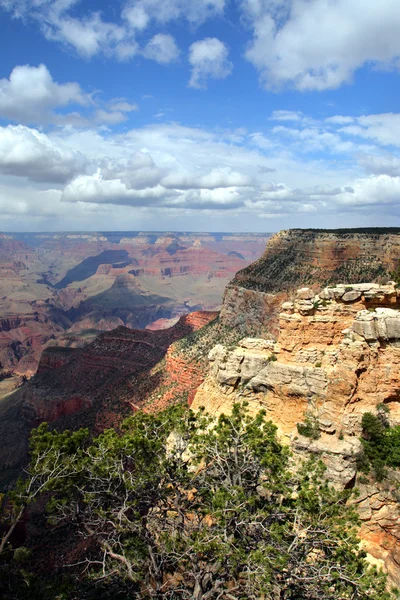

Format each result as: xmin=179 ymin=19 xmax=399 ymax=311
xmin=1 ymin=1 xmax=400 ymax=232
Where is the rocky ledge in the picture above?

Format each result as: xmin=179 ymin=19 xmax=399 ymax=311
xmin=193 ymin=283 xmax=400 ymax=583
xmin=221 ymin=228 xmax=400 ymax=335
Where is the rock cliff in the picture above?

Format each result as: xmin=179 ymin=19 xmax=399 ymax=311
xmin=0 ymin=312 xmax=218 ymax=489
xmin=193 ymin=282 xmax=400 ymax=584
xmin=221 ymin=228 xmax=400 ymax=335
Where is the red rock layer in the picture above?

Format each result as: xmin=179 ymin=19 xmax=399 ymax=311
xmin=23 ymin=311 xmax=218 ymax=427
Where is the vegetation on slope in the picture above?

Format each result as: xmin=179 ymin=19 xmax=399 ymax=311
xmin=359 ymin=404 xmax=400 ymax=481
xmin=232 ymin=229 xmax=398 ymax=293
xmin=0 ymin=404 xmax=395 ymax=599
xmin=172 ymin=316 xmax=243 ymax=363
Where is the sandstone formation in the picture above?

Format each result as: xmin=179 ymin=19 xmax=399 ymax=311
xmin=193 ymin=283 xmax=400 ymax=584
xmin=221 ymin=228 xmax=400 ymax=335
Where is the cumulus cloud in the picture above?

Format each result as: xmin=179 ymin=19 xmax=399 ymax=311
xmin=271 ymin=125 xmax=357 ymax=154
xmin=0 ymin=124 xmax=87 ymax=183
xmin=339 ymin=113 xmax=400 ymax=147
xmin=335 ymin=175 xmax=400 ymax=207
xmin=43 ymin=10 xmax=128 ymax=58
xmin=189 ymin=38 xmax=232 ymax=88
xmin=0 ymin=63 xmax=89 ymax=124
xmin=143 ymin=34 xmax=180 ymax=64
xmin=242 ymin=0 xmax=400 ymax=91
xmin=4 ymin=111 xmax=400 ymax=227
xmin=0 ymin=64 xmax=141 ymax=127
xmin=168 ymin=187 xmax=244 ymax=210
xmin=61 ymin=171 xmax=177 ymax=206
xmin=101 ymin=152 xmax=166 ymax=189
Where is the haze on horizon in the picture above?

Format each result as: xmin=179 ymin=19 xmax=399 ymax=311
xmin=1 ymin=0 xmax=400 ymax=233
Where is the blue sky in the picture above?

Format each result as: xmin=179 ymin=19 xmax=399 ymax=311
xmin=1 ymin=0 xmax=400 ymax=232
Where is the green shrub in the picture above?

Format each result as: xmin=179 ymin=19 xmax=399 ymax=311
xmin=360 ymin=407 xmax=400 ymax=481
xmin=297 ymin=414 xmax=320 ymax=440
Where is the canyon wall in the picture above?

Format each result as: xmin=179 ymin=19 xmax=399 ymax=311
xmin=193 ymin=283 xmax=400 ymax=584
xmin=221 ymin=228 xmax=400 ymax=335
xmin=0 ymin=312 xmax=218 ymax=489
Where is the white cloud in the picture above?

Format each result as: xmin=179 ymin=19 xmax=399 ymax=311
xmin=61 ymin=171 xmax=177 ymax=206
xmin=94 ymin=109 xmax=132 ymax=125
xmin=108 ymin=100 xmax=138 ymax=112
xmin=339 ymin=113 xmax=400 ymax=147
xmin=326 ymin=115 xmax=355 ymax=125
xmin=43 ymin=10 xmax=127 ymax=58
xmin=4 ymin=112 xmax=400 ymax=228
xmin=242 ymin=0 xmax=400 ymax=91
xmin=270 ymin=110 xmax=304 ymax=122
xmin=161 ymin=168 xmax=252 ymax=189
xmin=170 ymin=187 xmax=244 ymax=210
xmin=272 ymin=125 xmax=358 ymax=154
xmin=122 ymin=4 xmax=149 ymax=30
xmin=0 ymin=63 xmax=89 ymax=124
xmin=143 ymin=34 xmax=180 ymax=64
xmin=0 ymin=124 xmax=87 ymax=183
xmin=125 ymin=0 xmax=226 ymax=27
xmin=0 ymin=64 xmax=142 ymax=127
xmin=1 ymin=1 xmax=137 ymax=59
xmin=335 ymin=174 xmax=400 ymax=207
xmin=358 ymin=153 xmax=400 ymax=177
xmin=1 ymin=0 xmax=226 ymax=61
xmin=189 ymin=37 xmax=232 ymax=88
xmin=101 ymin=152 xmax=166 ymax=189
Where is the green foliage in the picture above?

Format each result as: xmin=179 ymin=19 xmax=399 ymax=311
xmin=360 ymin=406 xmax=400 ymax=481
xmin=172 ymin=317 xmax=243 ymax=363
xmin=1 ymin=404 xmax=395 ymax=599
xmin=391 ymin=261 xmax=400 ymax=287
xmin=297 ymin=413 xmax=321 ymax=440
xmin=13 ymin=546 xmax=31 ymax=564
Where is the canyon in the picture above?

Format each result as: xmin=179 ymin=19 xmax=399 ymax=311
xmin=1 ymin=227 xmax=400 ymax=587
xmin=0 ymin=231 xmax=270 ymax=381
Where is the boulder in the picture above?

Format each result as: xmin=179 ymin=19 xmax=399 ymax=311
xmin=296 ymin=287 xmax=314 ymax=300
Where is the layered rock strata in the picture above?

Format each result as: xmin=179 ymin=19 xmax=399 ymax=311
xmin=221 ymin=228 xmax=400 ymax=335
xmin=0 ymin=312 xmax=217 ymax=489
xmin=193 ymin=283 xmax=400 ymax=583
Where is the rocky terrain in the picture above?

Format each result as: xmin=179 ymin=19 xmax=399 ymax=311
xmin=221 ymin=228 xmax=400 ymax=335
xmin=0 ymin=232 xmax=270 ymax=378
xmin=2 ymin=227 xmax=400 ymax=587
xmin=0 ymin=311 xmax=218 ymax=489
xmin=193 ymin=282 xmax=400 ymax=585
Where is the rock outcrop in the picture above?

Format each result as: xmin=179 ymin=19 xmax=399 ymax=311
xmin=193 ymin=284 xmax=400 ymax=584
xmin=221 ymin=228 xmax=400 ymax=335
